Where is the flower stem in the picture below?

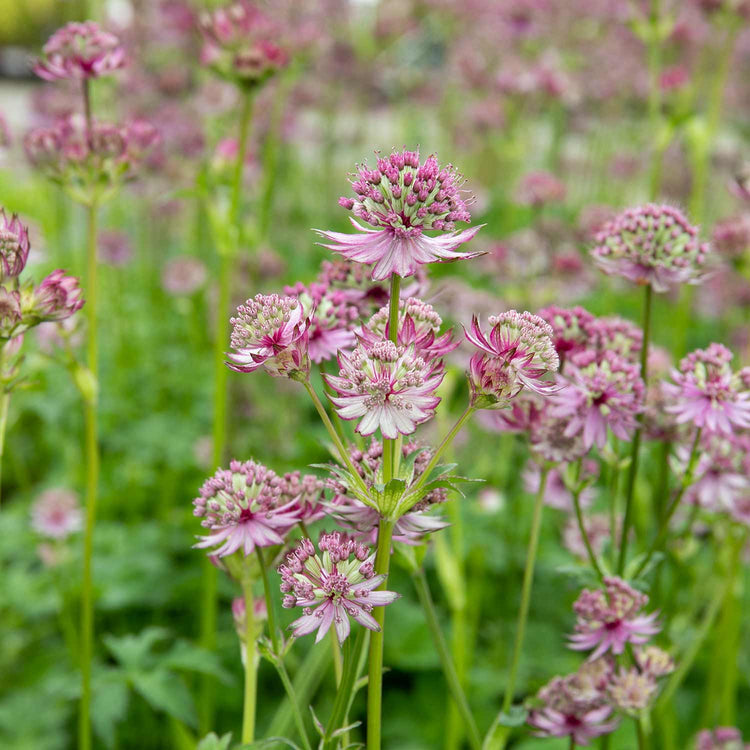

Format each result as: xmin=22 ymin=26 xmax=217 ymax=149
xmin=570 ymin=737 xmax=577 ymax=750
xmin=79 ymin=199 xmax=100 ymax=750
xmin=0 ymin=389 xmax=10 ymax=506
xmin=256 ymin=547 xmax=280 ymax=653
xmin=411 ymin=567 xmax=482 ymax=750
xmin=646 ymin=0 xmax=664 ymax=199
xmin=384 ymin=273 xmax=401 ymax=483
xmin=617 ymin=283 xmax=652 ymax=574
xmin=241 ymin=575 xmax=258 ymax=745
xmin=634 ymin=427 xmax=702 ymax=577
xmin=497 ymin=466 xmax=549 ymax=745
xmin=571 ymin=462 xmax=604 ymax=580
xmin=200 ymin=89 xmax=254 ymax=734
xmin=636 ymin=717 xmax=648 ymax=750
xmin=366 ymin=518 xmax=395 ymax=750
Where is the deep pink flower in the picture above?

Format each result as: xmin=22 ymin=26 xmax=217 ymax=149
xmin=31 ymin=488 xmax=83 ymax=539
xmin=31 ymin=270 xmax=85 ymax=322
xmin=663 ymin=344 xmax=750 ymax=435
xmin=280 ymin=532 xmax=399 ymax=644
xmin=569 ymin=577 xmax=660 ymax=660
xmin=591 ymin=203 xmax=710 ymax=292
xmin=228 ymin=293 xmax=311 ymax=377
xmin=549 ymin=350 xmax=644 ymax=450
xmin=278 ymin=471 xmax=326 ymax=524
xmin=33 ymin=22 xmax=125 ymax=82
xmin=538 ymin=305 xmax=595 ymax=365
xmin=465 ymin=310 xmax=560 ymax=409
xmin=325 ymin=339 xmax=442 ymax=439
xmin=0 ymin=209 xmax=30 ymax=280
xmin=193 ymin=460 xmax=300 ymax=557
xmin=316 ymin=149 xmax=482 ymax=281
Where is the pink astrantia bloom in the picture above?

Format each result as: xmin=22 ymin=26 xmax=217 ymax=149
xmin=33 ymin=22 xmax=126 ymax=82
xmin=316 ymin=149 xmax=483 ymax=281
xmin=284 ymin=281 xmax=359 ymax=363
xmin=228 ymin=293 xmax=311 ymax=377
xmin=465 ymin=310 xmax=560 ymax=409
xmin=538 ymin=305 xmax=595 ymax=366
xmin=591 ymin=203 xmax=710 ymax=292
xmin=278 ymin=471 xmax=326 ymax=524
xmin=516 ymin=170 xmax=566 ymax=207
xmin=193 ymin=460 xmax=300 ymax=557
xmin=549 ymin=350 xmax=644 ymax=450
xmin=663 ymin=344 xmax=750 ymax=435
xmin=569 ymin=576 xmax=660 ymax=660
xmin=528 ymin=661 xmax=619 ymax=746
xmin=0 ymin=288 xmax=22 ymax=338
xmin=28 ymin=270 xmax=85 ymax=322
xmin=361 ymin=297 xmax=458 ymax=361
xmin=280 ymin=532 xmax=399 ymax=644
xmin=199 ymin=1 xmax=288 ymax=86
xmin=327 ymin=440 xmax=449 ymax=544
xmin=325 ymin=339 xmax=443 ymax=439
xmin=608 ymin=667 xmax=658 ymax=713
xmin=0 ymin=209 xmax=30 ymax=280
xmin=31 ymin=488 xmax=83 ymax=540
xmin=695 ymin=728 xmax=750 ymax=750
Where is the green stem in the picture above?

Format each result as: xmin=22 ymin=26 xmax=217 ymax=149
xmin=634 ymin=428 xmax=702 ymax=577
xmin=636 ymin=717 xmax=648 ymax=750
xmin=79 ymin=200 xmax=100 ymax=750
xmin=617 ymin=284 xmax=652 ymax=574
xmin=570 ymin=737 xmax=577 ymax=750
xmin=495 ymin=466 xmax=549 ymax=748
xmin=241 ymin=576 xmax=258 ymax=745
xmin=200 ymin=90 xmax=254 ymax=734
xmin=383 ymin=274 xmax=401 ymax=484
xmin=275 ymin=660 xmax=313 ymax=750
xmin=571 ymin=465 xmax=604 ymax=580
xmin=0 ymin=389 xmax=10 ymax=506
xmin=256 ymin=547 xmax=280 ymax=653
xmin=646 ymin=0 xmax=664 ymax=199
xmin=366 ymin=518 xmax=395 ymax=750
xmin=412 ymin=568 xmax=482 ymax=750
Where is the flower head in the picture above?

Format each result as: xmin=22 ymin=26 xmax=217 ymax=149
xmin=279 ymin=531 xmax=399 ymax=644
xmin=516 ymin=170 xmax=566 ymax=207
xmin=33 ymin=22 xmax=126 ymax=81
xmin=325 ymin=339 xmax=442 ymax=439
xmin=591 ymin=203 xmax=709 ymax=292
xmin=278 ymin=471 xmax=326 ymax=524
xmin=0 ymin=288 xmax=22 ymax=338
xmin=465 ymin=310 xmax=559 ymax=409
xmin=0 ymin=209 xmax=30 ymax=280
xmin=569 ymin=577 xmax=660 ymax=660
xmin=608 ymin=667 xmax=658 ymax=713
xmin=663 ymin=344 xmax=750 ymax=435
xmin=193 ymin=460 xmax=300 ymax=557
xmin=635 ymin=646 xmax=674 ymax=678
xmin=228 ymin=293 xmax=311 ymax=378
xmin=31 ymin=488 xmax=83 ymax=539
xmin=538 ymin=305 xmax=595 ymax=365
xmin=27 ymin=270 xmax=85 ymax=322
xmin=695 ymin=728 xmax=749 ymax=750
xmin=549 ymin=350 xmax=644 ymax=450
xmin=199 ymin=1 xmax=288 ymax=87
xmin=316 ymin=149 xmax=482 ymax=281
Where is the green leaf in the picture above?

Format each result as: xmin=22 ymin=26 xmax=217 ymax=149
xmin=103 ymin=627 xmax=170 ymax=670
xmin=131 ymin=669 xmax=197 ymax=727
xmin=163 ymin=640 xmax=234 ymax=684
xmin=196 ymin=733 xmax=233 ymax=750
xmin=90 ymin=669 xmax=130 ymax=749
xmin=237 ymin=739 xmax=301 ymax=750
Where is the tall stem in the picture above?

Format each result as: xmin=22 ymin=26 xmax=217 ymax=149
xmin=241 ymin=575 xmax=258 ymax=745
xmin=0 ymin=389 xmax=10 ymax=506
xmin=571 ymin=462 xmax=604 ymax=580
xmin=646 ymin=0 xmax=664 ymax=199
xmin=411 ymin=568 xmax=482 ymax=750
xmin=617 ymin=284 xmax=652 ymax=574
xmin=200 ymin=90 xmax=254 ymax=734
xmin=79 ymin=199 xmax=100 ymax=750
xmin=383 ymin=274 xmax=401 ymax=483
xmin=366 ymin=518 xmax=395 ymax=750
xmin=497 ymin=466 xmax=549 ymax=745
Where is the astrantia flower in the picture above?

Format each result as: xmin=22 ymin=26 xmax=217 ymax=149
xmin=193 ymin=460 xmax=300 ymax=557
xmin=284 ymin=281 xmax=358 ymax=363
xmin=608 ymin=667 xmax=658 ymax=713
xmin=695 ymin=727 xmax=749 ymax=750
xmin=516 ymin=170 xmax=566 ymax=207
xmin=0 ymin=288 xmax=22 ymax=338
xmin=635 ymin=646 xmax=674 ymax=677
xmin=279 ymin=471 xmax=326 ymax=524
xmin=0 ymin=209 xmax=30 ymax=280
xmin=26 ymin=270 xmax=85 ymax=322
xmin=663 ymin=344 xmax=750 ymax=435
xmin=327 ymin=440 xmax=449 ymax=544
xmin=465 ymin=310 xmax=560 ymax=409
xmin=362 ymin=297 xmax=458 ymax=361
xmin=228 ymin=293 xmax=311 ymax=377
xmin=33 ymin=22 xmax=126 ymax=82
xmin=584 ymin=315 xmax=643 ymax=364
xmin=279 ymin=532 xmax=399 ymax=644
xmin=325 ymin=339 xmax=442 ymax=438
xmin=528 ymin=663 xmax=619 ymax=745
xmin=591 ymin=203 xmax=709 ymax=292
xmin=316 ymin=149 xmax=482 ymax=281
xmin=538 ymin=305 xmax=595 ymax=365
xmin=569 ymin=577 xmax=660 ymax=660
xmin=199 ymin=1 xmax=288 ymax=87
xmin=31 ymin=488 xmax=83 ymax=540
xmin=549 ymin=350 xmax=644 ymax=450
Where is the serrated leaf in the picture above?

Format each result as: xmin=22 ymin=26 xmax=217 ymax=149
xmin=131 ymin=669 xmax=197 ymax=727
xmin=103 ymin=627 xmax=170 ymax=670
xmin=91 ymin=668 xmax=130 ymax=749
xmin=496 ymin=705 xmax=527 ymax=727
xmin=331 ymin=721 xmax=361 ymax=738
xmin=197 ymin=732 xmax=233 ymax=750
xmin=162 ymin=640 xmax=234 ymax=684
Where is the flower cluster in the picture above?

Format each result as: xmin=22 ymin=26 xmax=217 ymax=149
xmin=516 ymin=170 xmax=566 ymax=207
xmin=31 ymin=488 xmax=83 ymax=540
xmin=279 ymin=532 xmax=399 ymax=644
xmin=317 ymin=149 xmax=482 ymax=280
xmin=695 ymin=728 xmax=750 ymax=750
xmin=465 ymin=310 xmax=559 ymax=410
xmin=199 ymin=1 xmax=288 ymax=87
xmin=33 ymin=21 xmax=126 ymax=81
xmin=228 ymin=293 xmax=312 ymax=378
xmin=591 ymin=204 xmax=710 ymax=292
xmin=193 ymin=460 xmax=300 ymax=557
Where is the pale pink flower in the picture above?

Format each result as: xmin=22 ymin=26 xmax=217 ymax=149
xmin=280 ymin=532 xmax=399 ymax=644
xmin=325 ymin=339 xmax=442 ymax=439
xmin=0 ymin=208 xmax=30 ymax=280
xmin=316 ymin=149 xmax=482 ymax=281
xmin=193 ymin=460 xmax=300 ymax=557
xmin=695 ymin=727 xmax=750 ymax=750
xmin=161 ymin=257 xmax=207 ymax=295
xmin=569 ymin=577 xmax=660 ymax=660
xmin=608 ymin=667 xmax=658 ymax=712
xmin=516 ymin=170 xmax=566 ymax=207
xmin=29 ymin=270 xmax=85 ymax=322
xmin=31 ymin=488 xmax=83 ymax=539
